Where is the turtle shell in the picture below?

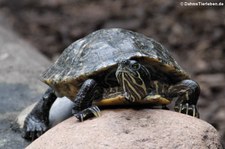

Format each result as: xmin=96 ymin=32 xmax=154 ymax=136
xmin=41 ymin=28 xmax=189 ymax=99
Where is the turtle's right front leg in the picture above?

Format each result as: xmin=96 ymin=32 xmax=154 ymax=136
xmin=22 ymin=88 xmax=57 ymax=141
xmin=72 ymin=79 xmax=103 ymax=121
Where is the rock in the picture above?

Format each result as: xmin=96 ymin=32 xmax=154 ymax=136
xmin=0 ymin=24 xmax=50 ymax=148
xmin=17 ymin=103 xmax=37 ymax=129
xmin=0 ymin=25 xmax=50 ymax=114
xmin=27 ymin=109 xmax=223 ymax=149
xmin=0 ymin=23 xmax=74 ymax=149
xmin=49 ymin=97 xmax=74 ymax=127
xmin=17 ymin=97 xmax=74 ymax=129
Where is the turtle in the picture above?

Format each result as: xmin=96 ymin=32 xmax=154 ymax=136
xmin=23 ymin=28 xmax=200 ymax=140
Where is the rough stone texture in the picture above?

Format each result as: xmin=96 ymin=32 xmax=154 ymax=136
xmin=27 ymin=109 xmax=223 ymax=149
xmin=0 ymin=25 xmax=50 ymax=149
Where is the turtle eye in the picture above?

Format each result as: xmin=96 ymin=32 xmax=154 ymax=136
xmin=130 ymin=63 xmax=140 ymax=70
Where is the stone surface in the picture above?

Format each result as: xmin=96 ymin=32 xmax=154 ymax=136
xmin=0 ymin=25 xmax=50 ymax=114
xmin=0 ymin=25 xmax=50 ymax=149
xmin=0 ymin=23 xmax=78 ymax=148
xmin=27 ymin=109 xmax=223 ymax=149
xmin=49 ymin=97 xmax=74 ymax=127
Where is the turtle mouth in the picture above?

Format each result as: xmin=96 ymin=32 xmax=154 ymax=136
xmin=116 ymin=71 xmax=135 ymax=102
xmin=115 ymin=60 xmax=149 ymax=102
xmin=116 ymin=69 xmax=130 ymax=76
xmin=116 ymin=69 xmax=147 ymax=102
xmin=115 ymin=61 xmax=136 ymax=77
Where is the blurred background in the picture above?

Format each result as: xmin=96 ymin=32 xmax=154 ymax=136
xmin=0 ymin=0 xmax=224 ymax=146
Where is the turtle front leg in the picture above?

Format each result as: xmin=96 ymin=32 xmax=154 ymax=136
xmin=72 ymin=79 xmax=103 ymax=121
xmin=168 ymin=80 xmax=200 ymax=118
xmin=23 ymin=88 xmax=57 ymax=140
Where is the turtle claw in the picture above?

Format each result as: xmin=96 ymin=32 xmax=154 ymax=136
xmin=175 ymin=103 xmax=199 ymax=118
xmin=22 ymin=115 xmax=48 ymax=141
xmin=74 ymin=105 xmax=101 ymax=122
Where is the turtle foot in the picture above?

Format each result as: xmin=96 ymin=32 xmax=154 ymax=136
xmin=22 ymin=115 xmax=48 ymax=141
xmin=73 ymin=105 xmax=101 ymax=122
xmin=175 ymin=103 xmax=199 ymax=118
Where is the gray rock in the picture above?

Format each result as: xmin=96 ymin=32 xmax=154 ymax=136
xmin=17 ymin=97 xmax=74 ymax=130
xmin=27 ymin=109 xmax=223 ymax=149
xmin=0 ymin=23 xmax=75 ymax=149
xmin=0 ymin=25 xmax=50 ymax=149
xmin=49 ymin=97 xmax=74 ymax=127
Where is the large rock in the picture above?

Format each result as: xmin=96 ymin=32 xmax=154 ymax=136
xmin=0 ymin=25 xmax=50 ymax=114
xmin=0 ymin=23 xmax=75 ymax=149
xmin=0 ymin=25 xmax=50 ymax=148
xmin=27 ymin=109 xmax=223 ymax=149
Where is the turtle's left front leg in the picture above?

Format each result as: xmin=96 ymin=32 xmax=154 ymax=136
xmin=72 ymin=79 xmax=103 ymax=121
xmin=168 ymin=79 xmax=200 ymax=118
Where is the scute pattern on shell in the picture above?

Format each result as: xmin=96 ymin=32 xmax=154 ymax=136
xmin=41 ymin=28 xmax=189 ymax=99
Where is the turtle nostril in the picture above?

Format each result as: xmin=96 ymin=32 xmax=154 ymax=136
xmin=120 ymin=60 xmax=129 ymax=65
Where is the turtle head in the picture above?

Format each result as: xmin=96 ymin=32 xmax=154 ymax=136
xmin=116 ymin=60 xmax=151 ymax=102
